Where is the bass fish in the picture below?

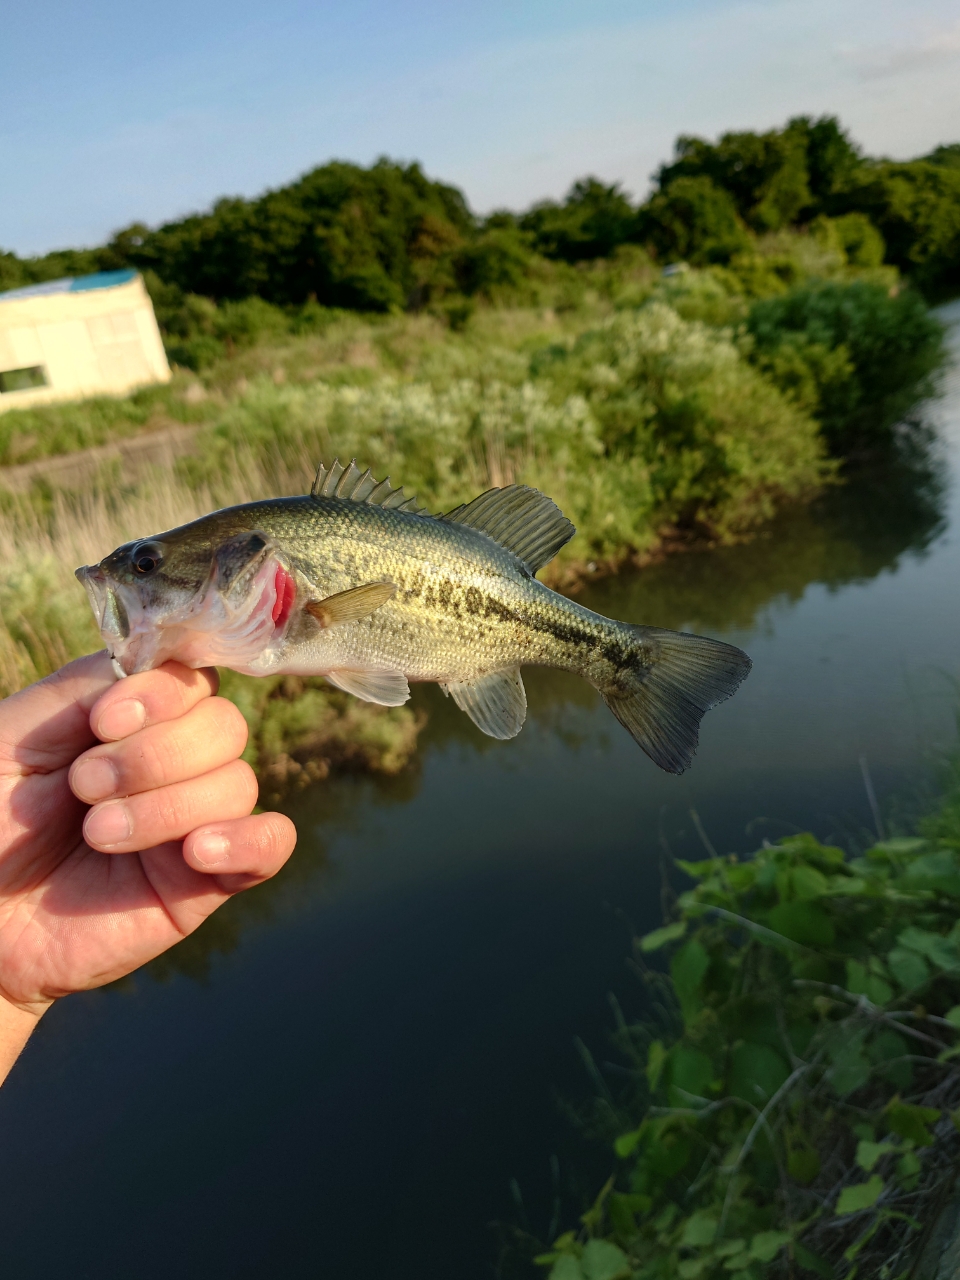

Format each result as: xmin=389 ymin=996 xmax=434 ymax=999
xmin=76 ymin=460 xmax=751 ymax=773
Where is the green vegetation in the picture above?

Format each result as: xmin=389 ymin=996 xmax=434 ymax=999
xmin=530 ymin=777 xmax=960 ymax=1280
xmin=3 ymin=115 xmax=958 ymax=310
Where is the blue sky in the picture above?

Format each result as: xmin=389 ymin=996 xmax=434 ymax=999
xmin=3 ymin=0 xmax=959 ymax=255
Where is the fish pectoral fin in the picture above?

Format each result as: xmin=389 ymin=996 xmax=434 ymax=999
xmin=306 ymin=581 xmax=397 ymax=629
xmin=441 ymin=669 xmax=527 ymax=740
xmin=325 ymin=667 xmax=410 ymax=707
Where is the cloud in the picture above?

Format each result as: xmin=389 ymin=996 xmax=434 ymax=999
xmin=851 ymin=18 xmax=960 ymax=79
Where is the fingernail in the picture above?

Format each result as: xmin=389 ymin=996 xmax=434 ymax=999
xmin=85 ymin=802 xmax=132 ymax=848
xmin=97 ymin=698 xmax=146 ymax=741
xmin=72 ymin=756 xmax=119 ymax=802
xmin=192 ymin=833 xmax=230 ymax=867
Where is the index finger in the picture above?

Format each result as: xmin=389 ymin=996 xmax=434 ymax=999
xmin=90 ymin=662 xmax=220 ymax=742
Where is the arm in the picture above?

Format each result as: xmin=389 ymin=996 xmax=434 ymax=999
xmin=0 ymin=653 xmax=296 ymax=1086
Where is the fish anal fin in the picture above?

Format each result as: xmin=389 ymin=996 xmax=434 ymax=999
xmin=441 ymin=486 xmax=575 ymax=574
xmin=325 ymin=667 xmax=410 ymax=707
xmin=442 ymin=668 xmax=527 ymax=740
xmin=306 ymin=581 xmax=397 ymax=629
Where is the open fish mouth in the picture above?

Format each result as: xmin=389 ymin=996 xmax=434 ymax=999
xmin=76 ymin=550 xmax=296 ymax=677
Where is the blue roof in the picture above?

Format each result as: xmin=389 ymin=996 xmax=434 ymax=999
xmin=0 ymin=269 xmax=138 ymax=303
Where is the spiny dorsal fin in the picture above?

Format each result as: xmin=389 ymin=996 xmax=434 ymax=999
xmin=311 ymin=459 xmax=426 ymax=514
xmin=441 ymin=485 xmax=575 ymax=574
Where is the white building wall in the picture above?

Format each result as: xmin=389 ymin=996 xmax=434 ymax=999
xmin=0 ymin=274 xmax=171 ymax=415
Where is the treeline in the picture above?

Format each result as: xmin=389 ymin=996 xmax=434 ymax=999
xmin=3 ymin=116 xmax=959 ymax=310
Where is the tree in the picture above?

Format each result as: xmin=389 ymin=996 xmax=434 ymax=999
xmin=637 ymin=177 xmax=750 ymax=265
xmin=519 ymin=178 xmax=638 ymax=261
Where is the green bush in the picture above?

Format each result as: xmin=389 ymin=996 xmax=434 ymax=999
xmin=538 ymin=829 xmax=960 ymax=1280
xmin=636 ymin=178 xmax=750 ymax=266
xmin=747 ymin=281 xmax=945 ymax=451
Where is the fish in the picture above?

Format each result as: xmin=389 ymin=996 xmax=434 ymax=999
xmin=76 ymin=459 xmax=752 ymax=773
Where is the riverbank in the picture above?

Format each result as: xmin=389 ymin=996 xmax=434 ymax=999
xmin=0 ymin=254 xmax=946 ymax=780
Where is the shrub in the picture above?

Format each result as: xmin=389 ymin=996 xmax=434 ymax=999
xmin=747 ymin=281 xmax=945 ymax=451
xmin=637 ymin=178 xmax=751 ymax=266
xmin=538 ymin=831 xmax=960 ymax=1280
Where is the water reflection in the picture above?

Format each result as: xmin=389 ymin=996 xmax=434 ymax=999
xmin=147 ymin=423 xmax=950 ymax=984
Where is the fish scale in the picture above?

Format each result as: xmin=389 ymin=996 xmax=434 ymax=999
xmin=76 ymin=462 xmax=752 ymax=773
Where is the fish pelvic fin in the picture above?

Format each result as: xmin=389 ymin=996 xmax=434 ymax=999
xmin=325 ymin=667 xmax=410 ymax=706
xmin=442 ymin=668 xmax=527 ymax=739
xmin=306 ymin=581 xmax=397 ymax=629
xmin=600 ymin=626 xmax=752 ymax=774
xmin=441 ymin=486 xmax=575 ymax=575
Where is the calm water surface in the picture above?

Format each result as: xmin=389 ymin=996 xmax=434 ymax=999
xmin=2 ymin=304 xmax=960 ymax=1278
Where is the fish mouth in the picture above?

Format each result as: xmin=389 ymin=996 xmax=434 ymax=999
xmin=75 ymin=551 xmax=295 ymax=677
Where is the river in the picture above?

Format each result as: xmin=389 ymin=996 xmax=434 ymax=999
xmin=2 ymin=302 xmax=959 ymax=1279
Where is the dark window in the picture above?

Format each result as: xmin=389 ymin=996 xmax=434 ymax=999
xmin=0 ymin=366 xmax=48 ymax=393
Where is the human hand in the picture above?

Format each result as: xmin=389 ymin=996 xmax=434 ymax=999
xmin=0 ymin=653 xmax=296 ymax=1080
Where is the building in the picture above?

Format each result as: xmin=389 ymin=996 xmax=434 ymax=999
xmin=0 ymin=269 xmax=170 ymax=415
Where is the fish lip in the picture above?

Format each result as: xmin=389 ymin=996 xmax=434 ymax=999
xmin=75 ymin=564 xmax=109 ymax=624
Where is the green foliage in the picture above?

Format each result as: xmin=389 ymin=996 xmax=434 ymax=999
xmin=636 ymin=178 xmax=750 ymax=266
xmin=538 ymin=830 xmax=960 ymax=1279
xmin=655 ymin=116 xmax=861 ymax=232
xmin=834 ymin=161 xmax=960 ymax=298
xmin=520 ymin=179 xmax=639 ymax=263
xmin=747 ymin=281 xmax=945 ymax=452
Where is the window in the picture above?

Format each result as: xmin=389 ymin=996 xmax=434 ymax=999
xmin=0 ymin=366 xmax=48 ymax=393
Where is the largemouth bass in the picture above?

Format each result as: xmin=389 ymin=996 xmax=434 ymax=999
xmin=76 ymin=460 xmax=751 ymax=773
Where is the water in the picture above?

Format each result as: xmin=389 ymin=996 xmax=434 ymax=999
xmin=2 ymin=305 xmax=959 ymax=1278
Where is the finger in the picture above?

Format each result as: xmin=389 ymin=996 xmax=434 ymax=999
xmin=69 ymin=696 xmax=248 ymax=803
xmin=83 ymin=760 xmax=258 ymax=853
xmin=0 ymin=652 xmax=116 ymax=772
xmin=183 ymin=813 xmax=297 ymax=891
xmin=89 ymin=662 xmax=219 ymax=743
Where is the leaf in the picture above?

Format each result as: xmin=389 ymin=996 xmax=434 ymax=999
xmin=671 ymin=939 xmax=710 ymax=1021
xmin=677 ymin=1260 xmax=706 ymax=1280
xmin=886 ymin=946 xmax=930 ymax=992
xmin=714 ymin=1240 xmax=746 ymax=1257
xmin=614 ymin=1128 xmax=641 ymax=1159
xmin=836 ymin=1175 xmax=884 ymax=1214
xmin=646 ymin=1039 xmax=667 ymax=1091
xmin=640 ymin=921 xmax=686 ymax=952
xmin=788 ymin=1146 xmax=820 ymax=1184
xmin=845 ymin=959 xmax=892 ymax=1005
xmin=790 ymin=865 xmax=829 ymax=900
xmin=946 ymin=1005 xmax=960 ymax=1029
xmin=885 ymin=1097 xmax=939 ymax=1147
xmin=828 ymin=1035 xmax=871 ymax=1096
xmin=550 ymin=1257 xmax=585 ymax=1280
xmin=681 ymin=1211 xmax=718 ymax=1247
xmin=580 ymin=1239 xmax=632 ymax=1280
xmin=749 ymin=1230 xmax=791 ymax=1262
xmin=729 ymin=1042 xmax=790 ymax=1104
xmin=897 ymin=926 xmax=960 ymax=972
xmin=856 ymin=1139 xmax=896 ymax=1171
xmin=767 ymin=901 xmax=835 ymax=947
xmin=669 ymin=1046 xmax=713 ymax=1105
xmin=794 ymin=1241 xmax=834 ymax=1278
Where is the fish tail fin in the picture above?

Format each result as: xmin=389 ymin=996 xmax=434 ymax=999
xmin=600 ymin=625 xmax=751 ymax=774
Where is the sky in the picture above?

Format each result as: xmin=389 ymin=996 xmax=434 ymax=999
xmin=3 ymin=0 xmax=960 ymax=256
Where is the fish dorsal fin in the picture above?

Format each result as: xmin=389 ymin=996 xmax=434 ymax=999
xmin=442 ymin=668 xmax=527 ymax=740
xmin=441 ymin=485 xmax=575 ymax=574
xmin=311 ymin=458 xmax=426 ymax=514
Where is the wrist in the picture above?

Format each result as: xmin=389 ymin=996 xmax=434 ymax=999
xmin=0 ymin=991 xmax=50 ymax=1086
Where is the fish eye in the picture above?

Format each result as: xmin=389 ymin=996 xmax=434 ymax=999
xmin=131 ymin=543 xmax=163 ymax=576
